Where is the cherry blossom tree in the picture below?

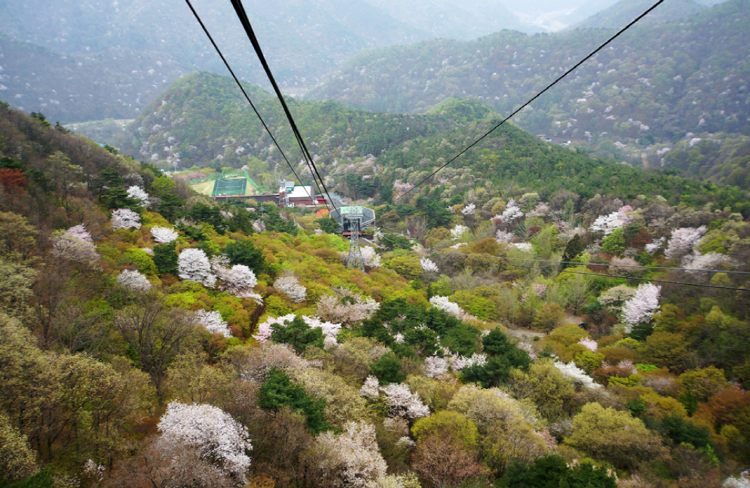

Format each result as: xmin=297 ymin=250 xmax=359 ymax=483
xmin=621 ymin=283 xmax=661 ymax=332
xmin=423 ymin=356 xmax=449 ymax=378
xmin=495 ymin=230 xmax=514 ymax=244
xmin=554 ymin=361 xmax=601 ymax=389
xmin=420 ymin=258 xmax=439 ymax=274
xmin=448 ymin=353 xmax=487 ymax=372
xmin=461 ymin=203 xmax=476 ymax=216
xmin=211 ymin=258 xmax=262 ymax=302
xmin=117 ymin=270 xmax=152 ymax=292
xmin=157 ymin=401 xmax=252 ymax=482
xmin=312 ymin=421 xmax=387 ymax=487
xmin=429 ymin=296 xmax=476 ymax=321
xmin=151 ymin=226 xmax=179 ymax=244
xmin=178 ymin=248 xmax=216 ymax=287
xmin=274 ymin=272 xmax=306 ymax=303
xmin=590 ymin=206 xmax=632 ymax=235
xmin=360 ymin=246 xmax=382 ymax=268
xmin=683 ymin=252 xmax=731 ymax=274
xmin=360 ymin=376 xmax=380 ymax=398
xmin=253 ymin=314 xmax=341 ymax=343
xmin=498 ymin=199 xmax=524 ymax=224
xmin=381 ymin=383 xmax=430 ymax=419
xmin=193 ymin=310 xmax=231 ymax=337
xmin=513 ymin=243 xmax=534 ymax=252
xmin=645 ymin=237 xmax=665 ymax=254
xmin=111 ymin=208 xmax=141 ymax=230
xmin=450 ymin=224 xmax=469 ymax=240
xmin=126 ymin=185 xmax=150 ymax=207
xmin=578 ymin=338 xmax=598 ymax=352
xmin=316 ymin=288 xmax=379 ymax=325
xmin=664 ymin=226 xmax=706 ymax=260
xmin=51 ymin=229 xmax=99 ymax=267
xmin=66 ymin=224 xmax=92 ymax=242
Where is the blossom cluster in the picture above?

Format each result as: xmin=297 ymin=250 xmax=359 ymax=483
xmin=117 ymin=270 xmax=152 ymax=292
xmin=274 ymin=272 xmax=307 ymax=303
xmin=420 ymin=257 xmax=439 ymax=273
xmin=554 ymin=361 xmax=601 ymax=389
xmin=110 ymin=208 xmax=141 ymax=230
xmin=126 ymin=186 xmax=150 ymax=207
xmin=664 ymin=226 xmax=706 ymax=260
xmin=193 ymin=310 xmax=231 ymax=337
xmin=498 ymin=199 xmax=524 ymax=224
xmin=51 ymin=226 xmax=99 ymax=266
xmin=590 ymin=206 xmax=632 ymax=235
xmin=450 ymin=224 xmax=469 ymax=240
xmin=316 ymin=288 xmax=379 ymax=325
xmin=621 ymin=283 xmax=661 ymax=331
xmin=253 ymin=314 xmax=342 ymax=343
xmin=151 ymin=226 xmax=179 ymax=244
xmin=157 ymin=402 xmax=252 ymax=480
xmin=360 ymin=246 xmax=382 ymax=268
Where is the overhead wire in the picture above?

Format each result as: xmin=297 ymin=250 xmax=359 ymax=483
xmin=229 ymin=0 xmax=338 ymax=212
xmin=183 ymin=0 xmax=314 ymax=203
xmin=395 ymin=0 xmax=665 ymax=203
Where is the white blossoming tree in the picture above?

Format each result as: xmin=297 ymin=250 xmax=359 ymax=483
xmin=151 ymin=226 xmax=179 ymax=244
xmin=117 ymin=270 xmax=152 ymax=292
xmin=178 ymin=248 xmax=216 ymax=287
xmin=381 ymin=383 xmax=430 ymax=419
xmin=312 ymin=421 xmax=387 ymax=487
xmin=51 ymin=229 xmax=99 ymax=267
xmin=461 ymin=203 xmax=476 ymax=216
xmin=253 ymin=314 xmax=341 ymax=343
xmin=423 ymin=356 xmax=449 ymax=378
xmin=590 ymin=206 xmax=632 ymax=236
xmin=316 ymin=288 xmax=379 ymax=325
xmin=429 ymin=296 xmax=475 ymax=321
xmin=193 ymin=310 xmax=231 ymax=337
xmin=66 ymin=224 xmax=92 ymax=242
xmin=664 ymin=226 xmax=706 ymax=260
xmin=126 ymin=186 xmax=150 ymax=207
xmin=420 ymin=258 xmax=439 ymax=274
xmin=111 ymin=208 xmax=141 ymax=230
xmin=360 ymin=246 xmax=382 ymax=268
xmin=360 ymin=375 xmax=381 ymax=398
xmin=157 ymin=402 xmax=252 ymax=482
xmin=554 ymin=361 xmax=601 ymax=389
xmin=274 ymin=272 xmax=306 ymax=303
xmin=621 ymin=283 xmax=661 ymax=332
xmin=450 ymin=224 xmax=470 ymax=240
xmin=498 ymin=199 xmax=524 ymax=224
xmin=212 ymin=258 xmax=262 ymax=303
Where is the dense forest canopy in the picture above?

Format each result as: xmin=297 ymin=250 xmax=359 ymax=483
xmin=2 ymin=87 xmax=750 ymax=487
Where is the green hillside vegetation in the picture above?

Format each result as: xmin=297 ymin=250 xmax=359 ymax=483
xmin=2 ymin=100 xmax=750 ymax=487
xmin=306 ymin=0 xmax=750 ymax=180
xmin=115 ymin=72 xmax=750 ymax=218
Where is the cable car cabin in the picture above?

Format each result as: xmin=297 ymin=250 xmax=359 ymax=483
xmin=330 ymin=206 xmax=375 ymax=237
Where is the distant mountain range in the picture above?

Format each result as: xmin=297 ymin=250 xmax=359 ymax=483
xmin=1 ymin=0 xmax=722 ymax=123
xmin=305 ymin=0 xmax=749 ymax=168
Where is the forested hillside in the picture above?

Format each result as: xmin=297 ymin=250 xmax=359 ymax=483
xmin=306 ymin=0 xmax=750 ymax=175
xmin=113 ymin=71 xmax=750 ymax=217
xmin=0 ymin=35 xmax=187 ymax=123
xmin=3 ymin=97 xmax=750 ymax=487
